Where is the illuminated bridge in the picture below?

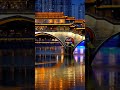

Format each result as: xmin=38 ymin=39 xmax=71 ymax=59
xmin=35 ymin=32 xmax=85 ymax=48
xmin=35 ymin=12 xmax=85 ymax=52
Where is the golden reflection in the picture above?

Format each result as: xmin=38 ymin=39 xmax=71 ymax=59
xmin=35 ymin=65 xmax=85 ymax=90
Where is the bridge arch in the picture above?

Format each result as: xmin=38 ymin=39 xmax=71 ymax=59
xmin=92 ymin=32 xmax=120 ymax=66
xmin=73 ymin=40 xmax=85 ymax=55
xmin=0 ymin=15 xmax=34 ymax=25
xmin=0 ymin=15 xmax=34 ymax=38
xmin=35 ymin=32 xmax=66 ymax=48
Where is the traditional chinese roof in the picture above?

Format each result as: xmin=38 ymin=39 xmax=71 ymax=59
xmin=35 ymin=12 xmax=66 ymax=19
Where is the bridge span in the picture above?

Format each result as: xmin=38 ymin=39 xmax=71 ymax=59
xmin=35 ymin=31 xmax=85 ymax=48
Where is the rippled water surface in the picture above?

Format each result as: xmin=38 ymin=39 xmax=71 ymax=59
xmin=0 ymin=47 xmax=34 ymax=90
xmin=35 ymin=46 xmax=85 ymax=90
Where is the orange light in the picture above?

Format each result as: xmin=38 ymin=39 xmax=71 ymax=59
xmin=49 ymin=19 xmax=53 ymax=23
xmin=60 ymin=19 xmax=65 ymax=23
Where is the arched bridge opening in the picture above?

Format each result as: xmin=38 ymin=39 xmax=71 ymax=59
xmin=35 ymin=33 xmax=65 ymax=48
xmin=0 ymin=15 xmax=34 ymax=38
xmin=73 ymin=40 xmax=85 ymax=65
xmin=0 ymin=15 xmax=34 ymax=48
xmin=92 ymin=32 xmax=120 ymax=67
xmin=35 ymin=33 xmax=65 ymax=67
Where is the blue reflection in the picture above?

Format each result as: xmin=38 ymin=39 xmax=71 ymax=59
xmin=73 ymin=40 xmax=85 ymax=55
xmin=92 ymin=33 xmax=120 ymax=66
xmin=93 ymin=68 xmax=120 ymax=90
xmin=74 ymin=55 xmax=85 ymax=64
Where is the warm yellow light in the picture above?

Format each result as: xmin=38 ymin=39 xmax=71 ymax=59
xmin=60 ymin=19 xmax=65 ymax=23
xmin=49 ymin=19 xmax=53 ymax=23
xmin=54 ymin=19 xmax=59 ymax=24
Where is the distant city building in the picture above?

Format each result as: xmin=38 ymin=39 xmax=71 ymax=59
xmin=35 ymin=0 xmax=72 ymax=16
xmin=78 ymin=2 xmax=85 ymax=19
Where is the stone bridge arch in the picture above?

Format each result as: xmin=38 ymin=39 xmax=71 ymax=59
xmin=0 ymin=15 xmax=34 ymax=25
xmin=0 ymin=14 xmax=34 ymax=21
xmin=92 ymin=32 xmax=120 ymax=66
xmin=35 ymin=32 xmax=65 ymax=47
xmin=0 ymin=15 xmax=34 ymax=39
xmin=86 ymin=15 xmax=120 ymax=49
xmin=35 ymin=32 xmax=85 ymax=49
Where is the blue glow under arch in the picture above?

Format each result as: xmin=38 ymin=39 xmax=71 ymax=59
xmin=92 ymin=32 xmax=120 ymax=66
xmin=73 ymin=40 xmax=85 ymax=55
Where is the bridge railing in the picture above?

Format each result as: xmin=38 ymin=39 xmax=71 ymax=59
xmin=35 ymin=29 xmax=73 ymax=32
xmin=35 ymin=28 xmax=85 ymax=32
xmin=0 ymin=1 xmax=34 ymax=14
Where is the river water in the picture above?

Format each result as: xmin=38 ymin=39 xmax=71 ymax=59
xmin=35 ymin=46 xmax=85 ymax=90
xmin=0 ymin=45 xmax=119 ymax=90
xmin=0 ymin=46 xmax=34 ymax=90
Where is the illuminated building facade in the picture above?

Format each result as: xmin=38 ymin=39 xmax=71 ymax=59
xmin=78 ymin=2 xmax=85 ymax=19
xmin=35 ymin=12 xmax=85 ymax=32
xmin=35 ymin=0 xmax=72 ymax=16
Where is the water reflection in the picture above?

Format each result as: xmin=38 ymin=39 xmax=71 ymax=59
xmin=88 ymin=34 xmax=120 ymax=90
xmin=0 ymin=47 xmax=34 ymax=89
xmin=93 ymin=68 xmax=120 ymax=90
xmin=92 ymin=47 xmax=120 ymax=66
xmin=0 ymin=49 xmax=34 ymax=66
xmin=35 ymin=46 xmax=85 ymax=90
xmin=92 ymin=33 xmax=120 ymax=66
xmin=0 ymin=67 xmax=34 ymax=89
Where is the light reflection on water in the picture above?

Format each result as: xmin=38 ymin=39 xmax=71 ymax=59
xmin=93 ymin=47 xmax=120 ymax=66
xmin=92 ymin=47 xmax=120 ymax=90
xmin=93 ymin=68 xmax=120 ymax=90
xmin=35 ymin=46 xmax=85 ymax=90
xmin=0 ymin=48 xmax=34 ymax=89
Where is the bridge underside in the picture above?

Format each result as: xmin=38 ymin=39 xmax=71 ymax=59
xmin=35 ymin=32 xmax=85 ymax=48
xmin=0 ymin=15 xmax=34 ymax=48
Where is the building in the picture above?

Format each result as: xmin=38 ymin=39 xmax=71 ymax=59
xmin=78 ymin=2 xmax=85 ymax=19
xmin=35 ymin=0 xmax=72 ymax=16
xmin=35 ymin=12 xmax=85 ymax=32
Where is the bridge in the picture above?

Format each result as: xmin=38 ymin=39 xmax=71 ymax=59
xmin=35 ymin=12 xmax=85 ymax=52
xmin=0 ymin=9 xmax=34 ymax=48
xmin=35 ymin=31 xmax=85 ymax=48
xmin=0 ymin=0 xmax=34 ymax=21
xmin=86 ymin=14 xmax=120 ymax=48
xmin=85 ymin=0 xmax=120 ymax=49
xmin=0 ymin=0 xmax=34 ymax=39
xmin=85 ymin=0 xmax=120 ymax=66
